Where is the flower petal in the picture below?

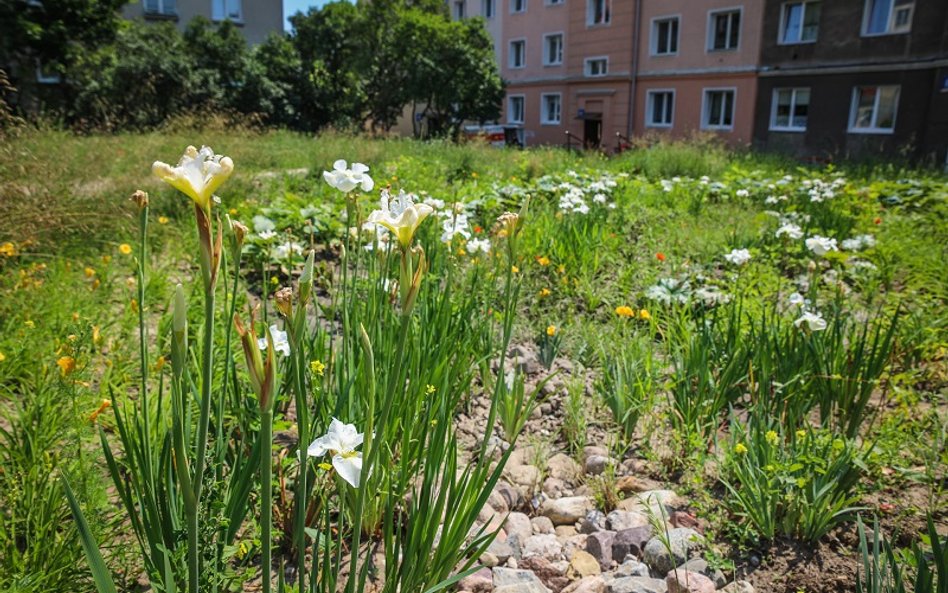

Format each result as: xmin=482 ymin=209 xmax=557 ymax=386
xmin=333 ymin=159 xmax=347 ymax=171
xmin=333 ymin=453 xmax=362 ymax=488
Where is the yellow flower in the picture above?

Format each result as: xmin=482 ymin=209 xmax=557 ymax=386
xmin=639 ymin=309 xmax=651 ymax=320
xmin=734 ymin=443 xmax=748 ymax=455
xmin=84 ymin=267 xmax=96 ymax=278
xmin=72 ymin=312 xmax=80 ymax=322
xmin=152 ymin=145 xmax=234 ymax=212
xmin=310 ymin=359 xmax=325 ymax=376
xmin=511 ymin=265 xmax=520 ymax=274
xmin=546 ymin=325 xmax=557 ymax=337
xmin=426 ymin=384 xmax=436 ymax=395
xmin=365 ymin=190 xmax=433 ymax=250
xmin=0 ymin=351 xmax=6 ymax=362
xmin=229 ymin=208 xmax=238 ymax=215
xmin=471 ymin=172 xmax=478 ymax=178
xmin=539 ymin=287 xmax=551 ymax=298
xmin=57 ymin=356 xmax=76 ymax=376
xmin=615 ymin=305 xmax=635 ymax=318
xmin=91 ymin=279 xmax=101 ymax=291
xmin=101 ymin=255 xmax=111 ymax=264
xmin=765 ymin=430 xmax=779 ymax=445
xmin=88 ymin=399 xmax=111 ymax=423
xmin=536 ymin=256 xmax=551 ymax=266
xmin=557 ymin=264 xmax=566 ymax=274
xmin=0 ymin=242 xmax=16 ymax=257
xmin=130 ymin=299 xmax=139 ymax=313
xmin=119 ymin=244 xmax=132 ymax=255
xmin=318 ymin=462 xmax=333 ymax=471
xmin=796 ymin=429 xmax=806 ymax=439
xmin=154 ymin=355 xmax=166 ymax=371
xmin=158 ymin=216 xmax=170 ymax=224
xmin=92 ymin=325 xmax=101 ymax=344
xmin=24 ymin=320 xmax=35 ymax=329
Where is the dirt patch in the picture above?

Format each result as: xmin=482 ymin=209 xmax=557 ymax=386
xmin=738 ymin=530 xmax=861 ymax=593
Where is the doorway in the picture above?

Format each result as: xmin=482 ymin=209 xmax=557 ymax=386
xmin=583 ymin=117 xmax=602 ymax=149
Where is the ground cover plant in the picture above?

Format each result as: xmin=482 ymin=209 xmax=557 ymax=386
xmin=0 ymin=127 xmax=945 ymax=593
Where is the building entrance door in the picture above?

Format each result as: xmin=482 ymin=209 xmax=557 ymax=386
xmin=583 ymin=117 xmax=602 ymax=149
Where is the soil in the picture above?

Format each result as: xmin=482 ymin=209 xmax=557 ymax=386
xmin=739 ymin=530 xmax=861 ymax=593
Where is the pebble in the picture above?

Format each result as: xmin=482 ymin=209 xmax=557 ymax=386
xmin=580 ymin=510 xmax=608 ymax=534
xmin=460 ymin=567 xmax=493 ymax=593
xmin=665 ymin=570 xmax=715 ymax=593
xmin=671 ymin=558 xmax=725 ymax=589
xmin=606 ymin=510 xmax=649 ymax=531
xmin=523 ymin=534 xmax=563 ymax=560
xmin=614 ymin=558 xmax=651 ymax=578
xmin=562 ymin=576 xmax=606 ymax=593
xmin=585 ymin=530 xmax=616 ymax=571
xmin=606 ymin=576 xmax=668 ymax=593
xmin=585 ymin=455 xmax=613 ymax=475
xmin=540 ymin=496 xmax=596 ymax=525
xmin=548 ymin=453 xmax=583 ymax=482
xmin=506 ymin=512 xmax=534 ymax=542
xmin=568 ymin=550 xmax=602 ymax=577
xmin=532 ymin=516 xmax=555 ymax=535
xmin=642 ymin=529 xmax=703 ymax=575
xmin=493 ymin=567 xmax=552 ymax=593
xmin=720 ymin=581 xmax=755 ymax=593
xmin=612 ymin=526 xmax=654 ymax=562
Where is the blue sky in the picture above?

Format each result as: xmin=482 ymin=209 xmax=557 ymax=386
xmin=284 ymin=0 xmax=345 ymax=31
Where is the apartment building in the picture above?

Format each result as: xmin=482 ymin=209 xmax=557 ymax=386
xmin=753 ymin=0 xmax=948 ymax=161
xmin=451 ymin=0 xmax=505 ymax=67
xmin=123 ymin=0 xmax=283 ymax=45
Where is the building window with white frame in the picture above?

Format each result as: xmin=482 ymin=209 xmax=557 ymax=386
xmin=849 ymin=85 xmax=900 ymax=133
xmin=546 ymin=0 xmax=564 ymax=5
xmin=212 ymin=0 xmax=241 ymax=21
xmin=509 ymin=39 xmax=526 ymax=68
xmin=543 ymin=33 xmax=564 ymax=66
xmin=703 ymin=89 xmax=735 ymax=129
xmin=780 ymin=1 xmax=821 ymax=43
xmin=35 ymin=61 xmax=61 ymax=84
xmin=708 ymin=9 xmax=741 ymax=50
xmin=584 ymin=57 xmax=608 ymax=77
xmin=453 ymin=0 xmax=465 ymax=19
xmin=144 ymin=0 xmax=176 ymax=16
xmin=511 ymin=0 xmax=526 ymax=14
xmin=587 ymin=0 xmax=611 ymax=25
xmin=863 ymin=0 xmax=913 ymax=35
xmin=770 ymin=88 xmax=810 ymax=131
xmin=651 ymin=17 xmax=679 ymax=55
xmin=646 ymin=90 xmax=674 ymax=127
xmin=482 ymin=0 xmax=494 ymax=17
xmin=508 ymin=95 xmax=525 ymax=124
xmin=541 ymin=94 xmax=562 ymax=125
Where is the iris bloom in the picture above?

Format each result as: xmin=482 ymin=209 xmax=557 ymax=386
xmin=307 ymin=418 xmax=364 ymax=488
xmin=794 ymin=311 xmax=827 ymax=332
xmin=152 ymin=145 xmax=234 ymax=212
xmin=258 ymin=325 xmax=290 ymax=356
xmin=366 ymin=189 xmax=433 ymax=250
xmin=724 ymin=248 xmax=752 ymax=266
xmin=805 ymin=235 xmax=838 ymax=257
xmin=323 ymin=160 xmax=374 ymax=193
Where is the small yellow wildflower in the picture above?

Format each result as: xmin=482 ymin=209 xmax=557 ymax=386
xmin=796 ymin=429 xmax=806 ymax=439
xmin=557 ymin=264 xmax=566 ymax=274
xmin=84 ymin=267 xmax=96 ymax=278
xmin=639 ymin=309 xmax=651 ymax=320
xmin=391 ymin=175 xmax=398 ymax=181
xmin=119 ymin=243 xmax=132 ymax=255
xmin=310 ymin=359 xmax=325 ymax=376
xmin=24 ymin=320 xmax=35 ymax=329
xmin=0 ymin=242 xmax=16 ymax=257
xmin=158 ymin=216 xmax=170 ymax=224
xmin=796 ymin=478 xmax=807 ymax=488
xmin=102 ymin=255 xmax=111 ymax=264
xmin=511 ymin=265 xmax=520 ymax=274
xmin=546 ymin=325 xmax=557 ymax=337
xmin=765 ymin=430 xmax=779 ymax=445
xmin=734 ymin=443 xmax=748 ymax=455
xmin=426 ymin=384 xmax=436 ymax=395
xmin=229 ymin=208 xmax=238 ymax=215
xmin=536 ymin=256 xmax=551 ymax=266
xmin=92 ymin=326 xmax=101 ymax=345
xmin=91 ymin=279 xmax=101 ymax=291
xmin=154 ymin=355 xmax=166 ymax=371
xmin=615 ymin=306 xmax=635 ymax=318
xmin=0 ymin=351 xmax=6 ymax=362
xmin=471 ymin=172 xmax=478 ymax=178
xmin=57 ymin=356 xmax=76 ymax=376
xmin=67 ymin=334 xmax=78 ymax=342
xmin=130 ymin=299 xmax=139 ymax=313
xmin=539 ymin=287 xmax=551 ymax=298
xmin=270 ymin=276 xmax=279 ymax=285
xmin=318 ymin=462 xmax=333 ymax=471
xmin=72 ymin=312 xmax=80 ymax=322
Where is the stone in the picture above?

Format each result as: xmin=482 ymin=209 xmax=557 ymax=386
xmin=487 ymin=538 xmax=516 ymax=564
xmin=539 ymin=496 xmax=595 ymax=525
xmin=613 ymin=526 xmax=654 ymax=562
xmin=585 ymin=530 xmax=615 ymax=571
xmin=532 ymin=516 xmax=555 ymax=534
xmin=664 ymin=570 xmax=715 ymax=593
xmin=672 ymin=559 xmax=725 ymax=589
xmin=638 ymin=490 xmax=684 ymax=511
xmin=642 ymin=529 xmax=703 ymax=575
xmin=523 ymin=534 xmax=563 ymax=560
xmin=606 ymin=576 xmax=668 ymax=593
xmin=548 ymin=453 xmax=581 ymax=481
xmin=584 ymin=455 xmax=613 ymax=475
xmin=607 ymin=510 xmax=650 ymax=532
xmin=493 ymin=567 xmax=552 ymax=593
xmin=669 ymin=512 xmax=699 ymax=531
xmin=719 ymin=581 xmax=754 ymax=593
xmin=583 ymin=446 xmax=609 ymax=459
xmin=543 ymin=477 xmax=570 ymax=498
xmin=562 ymin=534 xmax=589 ymax=560
xmin=481 ymin=552 xmax=500 ymax=568
xmin=562 ymin=576 xmax=605 ymax=593
xmin=488 ymin=489 xmax=511 ymax=515
xmin=507 ymin=465 xmax=542 ymax=488
xmin=614 ymin=558 xmax=651 ymax=578
xmin=496 ymin=482 xmax=523 ymax=510
xmin=555 ymin=525 xmax=578 ymax=539
xmin=616 ymin=476 xmax=663 ymax=494
xmin=460 ymin=568 xmax=493 ymax=593
xmin=520 ymin=556 xmax=569 ymax=593
xmin=580 ymin=510 xmax=608 ymax=534
xmin=506 ymin=512 xmax=533 ymax=543
xmin=568 ymin=550 xmax=602 ymax=578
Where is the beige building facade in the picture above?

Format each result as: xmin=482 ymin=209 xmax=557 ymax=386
xmin=123 ymin=0 xmax=284 ymax=45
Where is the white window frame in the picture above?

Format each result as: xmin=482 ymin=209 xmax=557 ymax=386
xmin=701 ymin=87 xmax=737 ymax=130
xmin=584 ymin=56 xmax=609 ymax=77
xmin=769 ymin=87 xmax=810 ymax=132
xmin=542 ymin=32 xmax=564 ymax=66
xmin=453 ymin=0 xmax=465 ymax=19
xmin=848 ymin=85 xmax=900 ymax=134
xmin=778 ymin=1 xmax=820 ymax=44
xmin=511 ymin=0 xmax=527 ymax=14
xmin=482 ymin=0 xmax=494 ymax=18
xmin=212 ymin=0 xmax=242 ymax=22
xmin=508 ymin=94 xmax=526 ymax=124
xmin=143 ymin=0 xmax=176 ymax=15
xmin=508 ymin=38 xmax=526 ymax=69
xmin=35 ymin=62 xmax=61 ymax=84
xmin=861 ymin=0 xmax=913 ymax=36
xmin=650 ymin=15 xmax=680 ymax=56
xmin=587 ymin=0 xmax=611 ymax=26
xmin=540 ymin=93 xmax=562 ymax=125
xmin=707 ymin=7 xmax=742 ymax=51
xmin=545 ymin=0 xmax=564 ymax=5
xmin=645 ymin=89 xmax=675 ymax=128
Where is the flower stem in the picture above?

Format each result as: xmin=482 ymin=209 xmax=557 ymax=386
xmin=261 ymin=408 xmax=273 ymax=593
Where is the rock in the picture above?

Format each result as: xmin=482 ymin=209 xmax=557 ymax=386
xmin=488 ymin=490 xmax=511 ymax=515
xmin=585 ymin=530 xmax=615 ymax=571
xmin=493 ymin=567 xmax=552 ymax=593
xmin=616 ymin=476 xmax=663 ymax=494
xmin=580 ymin=510 xmax=608 ymax=534
xmin=642 ymin=529 xmax=703 ymax=575
xmin=584 ymin=446 xmax=609 ymax=459
xmin=548 ymin=454 xmax=582 ymax=482
xmin=672 ymin=559 xmax=725 ymax=589
xmin=669 ymin=512 xmax=698 ymax=531
xmin=607 ymin=510 xmax=650 ymax=532
xmin=562 ymin=534 xmax=589 ymax=559
xmin=532 ymin=516 xmax=555 ymax=534
xmin=523 ymin=534 xmax=563 ymax=560
xmin=506 ymin=513 xmax=533 ymax=542
xmin=664 ymin=570 xmax=715 ymax=593
xmin=481 ymin=552 xmax=500 ymax=568
xmin=719 ymin=581 xmax=754 ymax=593
xmin=487 ymin=538 xmax=516 ymax=563
xmin=614 ymin=558 xmax=651 ymax=577
xmin=543 ymin=477 xmax=570 ymax=498
xmin=585 ymin=455 xmax=613 ymax=475
xmin=639 ymin=490 xmax=685 ymax=510
xmin=520 ymin=556 xmax=569 ymax=593
xmin=460 ymin=568 xmax=493 ymax=593
xmin=606 ymin=576 xmax=668 ymax=593
xmin=496 ymin=482 xmax=523 ymax=510
xmin=613 ymin=526 xmax=654 ymax=562
xmin=555 ymin=525 xmax=578 ymax=539
xmin=568 ymin=550 xmax=602 ymax=578
xmin=562 ymin=576 xmax=605 ymax=593
xmin=540 ymin=496 xmax=595 ymax=525
xmin=507 ymin=465 xmax=542 ymax=488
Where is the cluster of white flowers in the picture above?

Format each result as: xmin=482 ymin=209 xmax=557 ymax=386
xmin=551 ymin=172 xmax=619 ymax=215
xmin=801 ymin=177 xmax=846 ymax=203
xmin=724 ymin=248 xmax=752 ymax=266
xmin=646 ymin=278 xmax=692 ymax=305
xmin=323 ymin=160 xmax=374 ymax=193
xmin=840 ymin=234 xmax=876 ymax=251
xmin=794 ymin=310 xmax=827 ymax=332
xmin=694 ymin=286 xmax=732 ymax=306
xmin=735 ymin=189 xmax=750 ymax=198
xmin=806 ymin=235 xmax=839 ymax=257
xmin=776 ymin=222 xmax=804 ymax=240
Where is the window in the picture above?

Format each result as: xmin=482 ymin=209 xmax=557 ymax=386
xmin=849 ymin=86 xmax=900 ymax=133
xmin=511 ymin=0 xmax=526 ymax=13
xmin=587 ymin=0 xmax=611 ymax=25
xmin=543 ymin=33 xmax=564 ymax=66
xmin=702 ymin=89 xmax=736 ymax=129
xmin=453 ymin=0 xmax=465 ymax=19
xmin=509 ymin=39 xmax=526 ymax=68
xmin=483 ymin=0 xmax=494 ymax=17
xmin=651 ymin=17 xmax=679 ymax=55
xmin=212 ymin=0 xmax=241 ymax=21
xmin=646 ymin=90 xmax=674 ymax=127
xmin=863 ymin=0 xmax=913 ymax=35
xmin=780 ymin=1 xmax=820 ymax=43
xmin=35 ymin=62 xmax=61 ymax=84
xmin=770 ymin=88 xmax=810 ymax=131
xmin=546 ymin=0 xmax=564 ymax=5
xmin=708 ymin=9 xmax=741 ymax=50
xmin=508 ymin=95 xmax=525 ymax=124
xmin=541 ymin=94 xmax=562 ymax=125
xmin=143 ymin=0 xmax=176 ymax=15
xmin=584 ymin=57 xmax=608 ymax=77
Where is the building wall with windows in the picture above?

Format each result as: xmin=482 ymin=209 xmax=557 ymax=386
xmin=450 ymin=0 xmax=505 ymax=68
xmin=123 ymin=0 xmax=283 ymax=45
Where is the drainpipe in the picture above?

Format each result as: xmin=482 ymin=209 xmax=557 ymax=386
xmin=627 ymin=0 xmax=641 ymax=139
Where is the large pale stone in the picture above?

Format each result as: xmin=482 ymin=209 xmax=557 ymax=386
xmin=540 ymin=496 xmax=595 ymax=525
